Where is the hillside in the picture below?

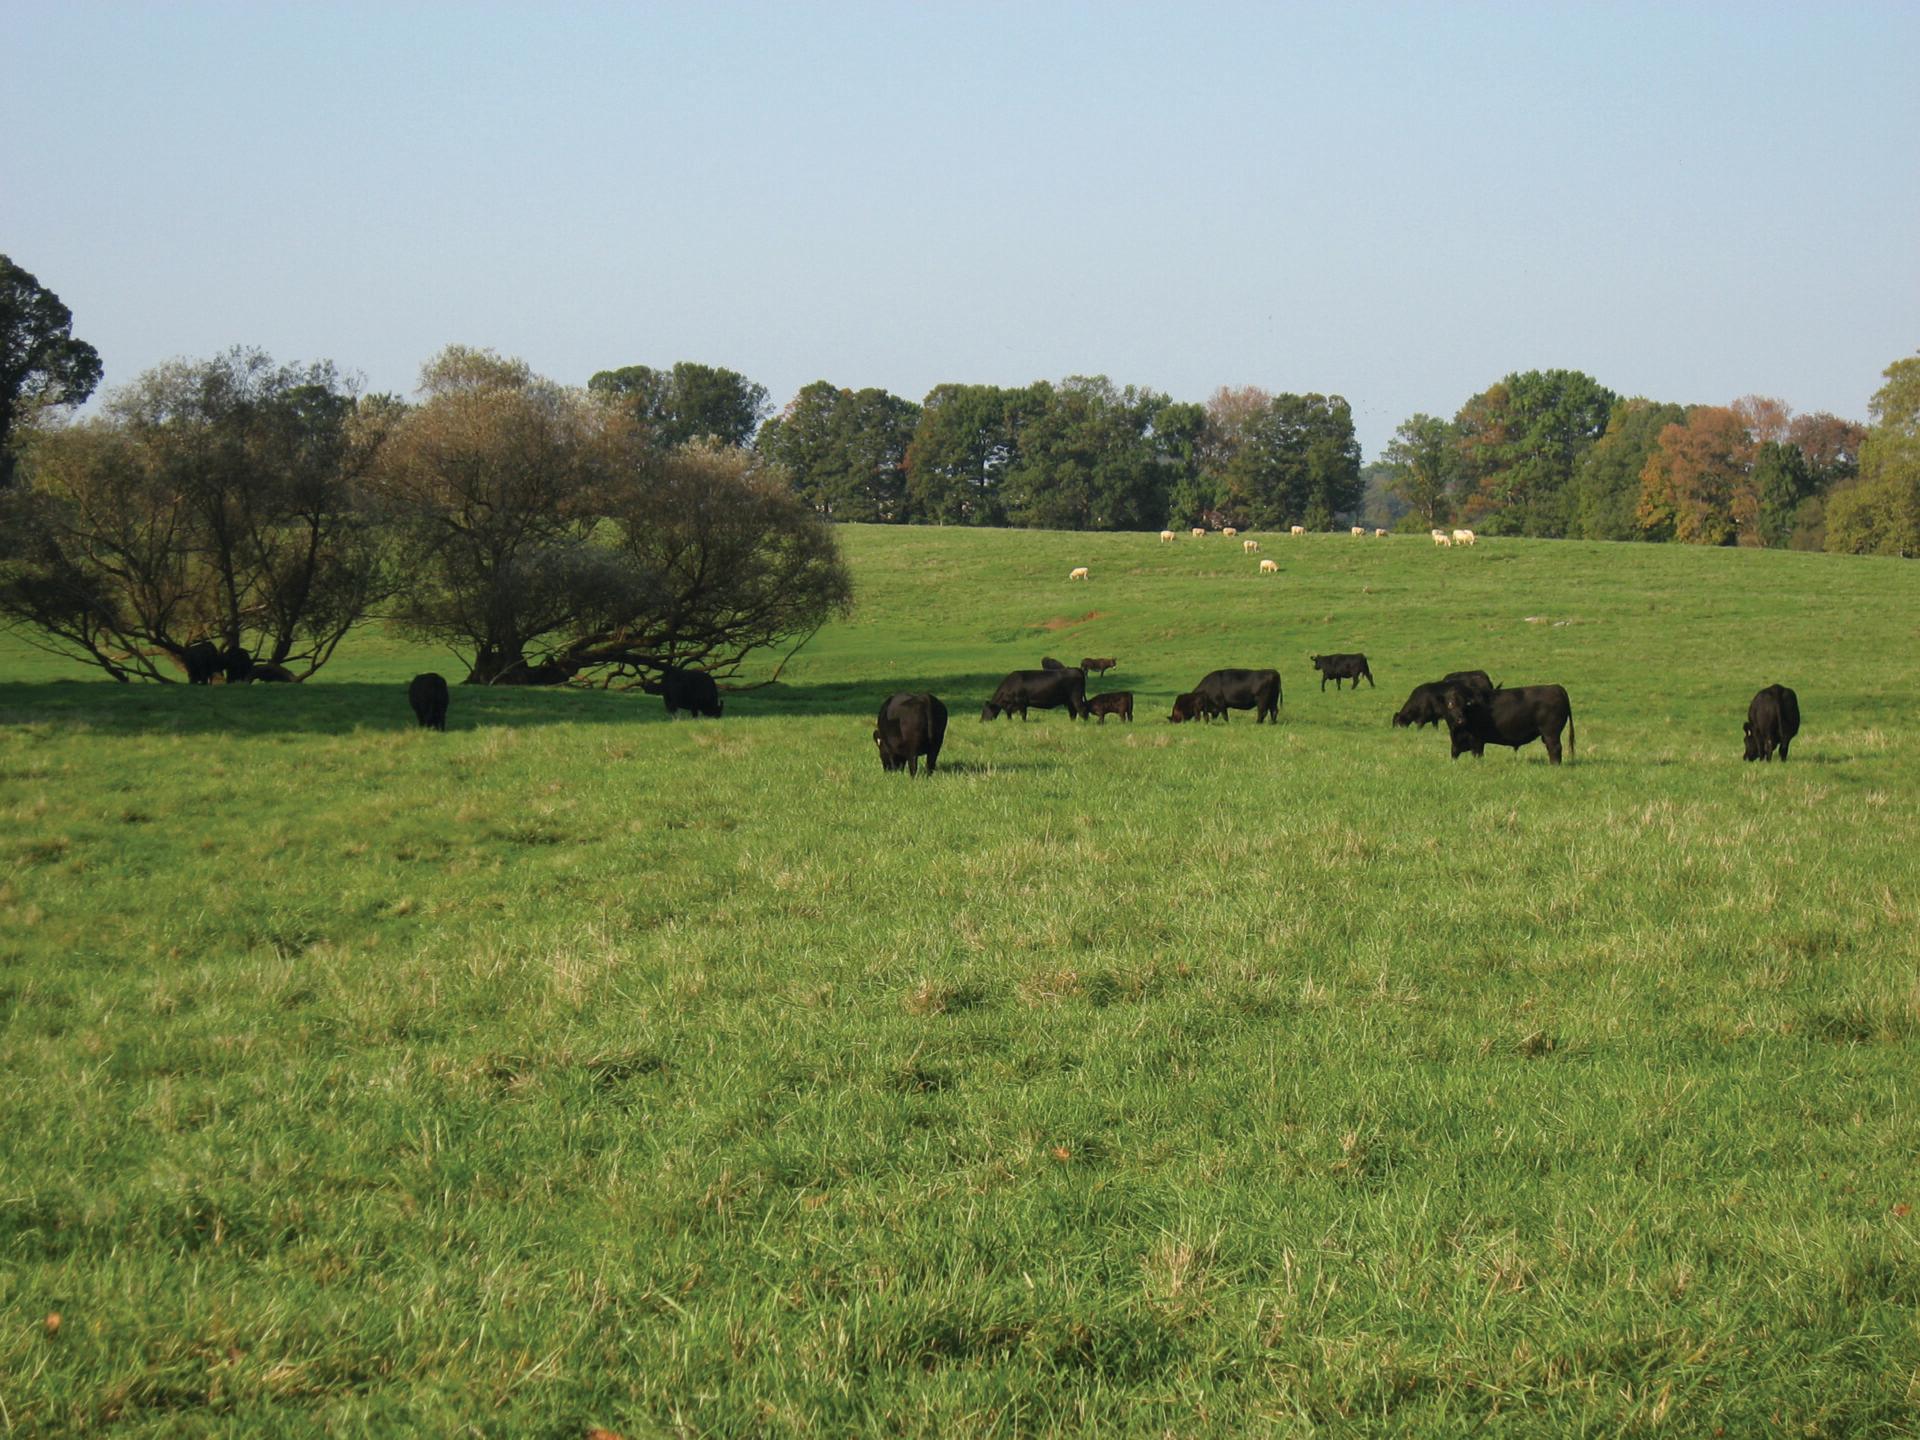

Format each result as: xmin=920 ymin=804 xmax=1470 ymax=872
xmin=1 ymin=528 xmax=1916 ymax=1435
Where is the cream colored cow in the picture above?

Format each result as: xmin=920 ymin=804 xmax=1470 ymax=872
xmin=1290 ymin=525 xmax=1305 ymax=536
xmin=1351 ymin=526 xmax=1366 ymax=537
xmin=1452 ymin=529 xmax=1476 ymax=546
xmin=1374 ymin=528 xmax=1387 ymax=538
xmin=1191 ymin=527 xmax=1206 ymax=538
xmin=1222 ymin=526 xmax=1238 ymax=538
xmin=1259 ymin=558 xmax=1278 ymax=573
xmin=1069 ymin=566 xmax=1090 ymax=581
xmin=1159 ymin=529 xmax=1175 ymax=543
xmin=1242 ymin=539 xmax=1260 ymax=553
xmin=1431 ymin=529 xmax=1451 ymax=547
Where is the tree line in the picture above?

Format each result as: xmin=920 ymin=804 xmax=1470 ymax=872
xmin=2 ymin=255 xmax=1916 ymax=682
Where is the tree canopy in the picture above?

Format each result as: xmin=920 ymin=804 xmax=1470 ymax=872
xmin=0 ymin=256 xmax=103 ymax=490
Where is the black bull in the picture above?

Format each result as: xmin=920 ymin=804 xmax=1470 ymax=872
xmin=875 ymin=692 xmax=948 ymax=774
xmin=1441 ymin=683 xmax=1574 ymax=764
xmin=982 ymin=668 xmax=1088 ymax=720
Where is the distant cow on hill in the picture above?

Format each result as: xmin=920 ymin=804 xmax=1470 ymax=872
xmin=649 ymin=667 xmax=723 ymax=718
xmin=408 ymin=672 xmax=449 ymax=730
xmin=982 ymin=668 xmax=1087 ymax=721
xmin=1440 ymin=683 xmax=1573 ymax=764
xmin=1744 ymin=684 xmax=1800 ymax=762
xmin=1310 ymin=653 xmax=1373 ymax=691
xmin=1080 ymin=656 xmax=1116 ymax=675
xmin=1171 ymin=668 xmax=1282 ymax=724
xmin=1041 ymin=656 xmax=1067 ymax=671
xmin=875 ymin=692 xmax=947 ymax=775
xmin=1087 ymin=692 xmax=1133 ymax=723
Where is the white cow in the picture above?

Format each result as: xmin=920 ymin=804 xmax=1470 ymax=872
xmin=1069 ymin=566 xmax=1090 ymax=581
xmin=1191 ymin=527 xmax=1206 ymax=538
xmin=1431 ymin=529 xmax=1452 ymax=547
xmin=1242 ymin=539 xmax=1260 ymax=553
xmin=1290 ymin=525 xmax=1305 ymax=536
xmin=1351 ymin=526 xmax=1366 ymax=537
xmin=1452 ymin=529 xmax=1476 ymax=546
xmin=1222 ymin=526 xmax=1238 ymax=538
xmin=1159 ymin=529 xmax=1175 ymax=543
xmin=1374 ymin=528 xmax=1388 ymax=538
xmin=1259 ymin=558 xmax=1278 ymax=573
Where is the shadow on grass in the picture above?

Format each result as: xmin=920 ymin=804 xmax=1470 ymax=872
xmin=0 ymin=673 xmax=1026 ymax=737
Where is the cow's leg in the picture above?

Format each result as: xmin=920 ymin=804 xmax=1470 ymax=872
xmin=1778 ymin=737 xmax=1790 ymax=761
xmin=1543 ymin=732 xmax=1563 ymax=765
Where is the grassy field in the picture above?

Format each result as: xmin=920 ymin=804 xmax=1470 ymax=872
xmin=2 ymin=525 xmax=1918 ymax=1437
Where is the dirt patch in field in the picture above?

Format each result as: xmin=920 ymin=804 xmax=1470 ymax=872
xmin=1034 ymin=611 xmax=1106 ymax=631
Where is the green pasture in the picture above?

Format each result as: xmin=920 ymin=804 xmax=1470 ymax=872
xmin=2 ymin=526 xmax=1917 ymax=1436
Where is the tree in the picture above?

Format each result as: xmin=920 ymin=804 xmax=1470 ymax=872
xmin=1453 ymin=370 xmax=1617 ymax=535
xmin=588 ymin=361 xmax=769 ymax=449
xmin=377 ymin=349 xmax=852 ymax=684
xmin=1741 ymin=441 xmax=1813 ymax=548
xmin=1826 ymin=356 xmax=1920 ymax=558
xmin=373 ymin=347 xmax=619 ymax=683
xmin=1 ymin=256 xmax=103 ymax=489
xmin=1566 ymin=398 xmax=1686 ymax=541
xmin=549 ymin=440 xmax=853 ymax=682
xmin=1638 ymin=406 xmax=1751 ymax=545
xmin=1000 ymin=377 xmax=1173 ymax=531
xmin=0 ymin=349 xmax=387 ymax=679
xmin=757 ymin=381 xmax=919 ymax=521
xmin=1223 ymin=393 xmax=1362 ymax=530
xmin=1381 ymin=413 xmax=1457 ymax=529
xmin=904 ymin=384 xmax=1044 ymax=526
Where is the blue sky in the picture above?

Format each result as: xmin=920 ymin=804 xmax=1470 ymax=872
xmin=5 ymin=1 xmax=1916 ymax=458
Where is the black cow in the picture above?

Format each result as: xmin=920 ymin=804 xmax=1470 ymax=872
xmin=1080 ymin=657 xmax=1117 ymax=676
xmin=248 ymin=661 xmax=296 ymax=683
xmin=1310 ymin=653 xmax=1374 ymax=691
xmin=1168 ymin=692 xmax=1204 ymax=723
xmin=409 ymin=672 xmax=450 ymax=731
xmin=875 ymin=692 xmax=947 ymax=775
xmin=1744 ymin=684 xmax=1800 ymax=762
xmin=982 ymin=668 xmax=1087 ymax=720
xmin=1393 ymin=670 xmax=1496 ymax=729
xmin=1440 ymin=683 xmax=1574 ymax=764
xmin=182 ymin=641 xmax=221 ymax=685
xmin=1087 ymin=691 xmax=1133 ymax=723
xmin=654 ymin=667 xmax=723 ymax=718
xmin=1040 ymin=656 xmax=1067 ymax=671
xmin=1172 ymin=668 xmax=1282 ymax=724
xmin=1392 ymin=682 xmax=1452 ymax=729
xmin=221 ymin=646 xmax=254 ymax=684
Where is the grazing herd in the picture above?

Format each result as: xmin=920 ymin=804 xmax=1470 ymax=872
xmin=375 ymin=527 xmax=1799 ymax=779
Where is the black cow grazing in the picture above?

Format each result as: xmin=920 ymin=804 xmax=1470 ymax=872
xmin=1310 ymin=653 xmax=1374 ymax=691
xmin=653 ymin=667 xmax=723 ymax=718
xmin=1080 ymin=656 xmax=1117 ymax=676
xmin=247 ymin=662 xmax=296 ymax=683
xmin=1040 ymin=656 xmax=1067 ymax=671
xmin=1087 ymin=691 xmax=1133 ymax=723
xmin=1392 ymin=682 xmax=1452 ymax=729
xmin=1173 ymin=668 xmax=1282 ymax=724
xmin=1744 ymin=684 xmax=1800 ymax=762
xmin=982 ymin=667 xmax=1088 ymax=721
xmin=182 ymin=641 xmax=221 ymax=686
xmin=874 ymin=692 xmax=948 ymax=775
xmin=1168 ymin=692 xmax=1204 ymax=724
xmin=1440 ymin=683 xmax=1574 ymax=764
xmin=409 ymin=672 xmax=450 ymax=730
xmin=221 ymin=646 xmax=254 ymax=684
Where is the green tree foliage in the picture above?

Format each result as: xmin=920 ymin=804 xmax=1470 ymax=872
xmin=1453 ymin=370 xmax=1617 ymax=536
xmin=0 ymin=349 xmax=386 ymax=679
xmin=0 ymin=255 xmax=103 ymax=489
xmin=904 ymin=384 xmax=1046 ymax=526
xmin=378 ymin=349 xmax=851 ymax=684
xmin=1381 ymin=413 xmax=1457 ymax=529
xmin=588 ymin=361 xmax=770 ymax=449
xmin=1743 ymin=441 xmax=1813 ymax=549
xmin=1222 ymin=393 xmax=1362 ymax=531
xmin=756 ymin=381 xmax=919 ymax=521
xmin=1826 ymin=356 xmax=1920 ymax=558
xmin=1567 ymin=399 xmax=1687 ymax=541
xmin=1000 ymin=377 xmax=1175 ymax=531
